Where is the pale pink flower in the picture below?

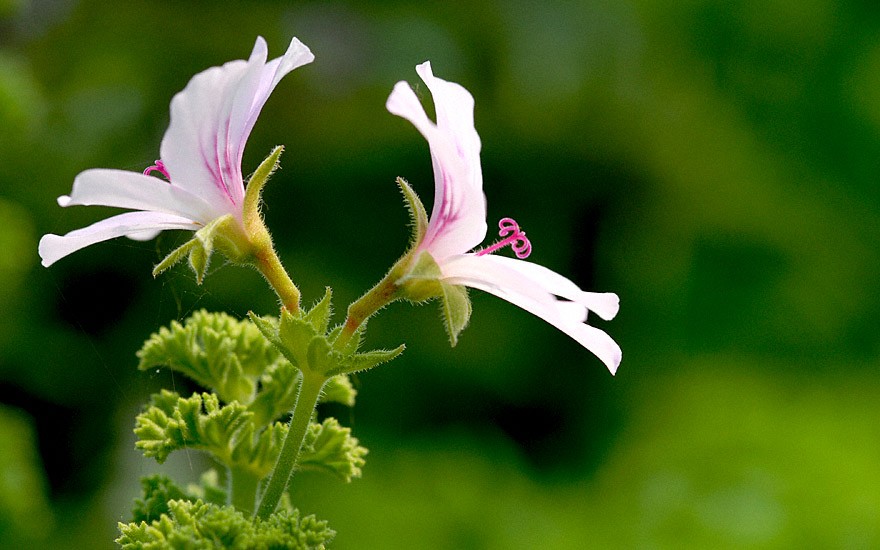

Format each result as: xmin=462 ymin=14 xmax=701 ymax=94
xmin=39 ymin=37 xmax=314 ymax=267
xmin=386 ymin=62 xmax=622 ymax=373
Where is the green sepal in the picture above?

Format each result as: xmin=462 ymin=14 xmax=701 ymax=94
xmin=397 ymin=176 xmax=428 ymax=249
xmin=396 ymin=250 xmax=444 ymax=302
xmin=299 ymin=417 xmax=367 ymax=482
xmin=116 ymin=499 xmax=335 ymax=550
xmin=152 ymin=238 xmax=197 ymax=278
xmin=242 ymin=146 xmax=283 ymax=235
xmin=439 ymin=282 xmax=472 ymax=347
xmin=137 ymin=310 xmax=283 ymax=405
xmin=152 ymin=214 xmax=239 ymax=284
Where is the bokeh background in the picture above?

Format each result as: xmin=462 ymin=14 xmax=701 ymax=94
xmin=1 ymin=0 xmax=879 ymax=548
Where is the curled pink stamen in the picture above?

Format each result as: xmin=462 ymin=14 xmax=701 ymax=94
xmin=476 ymin=217 xmax=532 ymax=259
xmin=143 ymin=159 xmax=170 ymax=180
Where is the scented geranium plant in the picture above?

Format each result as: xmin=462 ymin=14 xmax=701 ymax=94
xmin=40 ymin=37 xmax=620 ymax=548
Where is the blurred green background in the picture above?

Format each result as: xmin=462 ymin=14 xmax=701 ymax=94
xmin=1 ymin=0 xmax=879 ymax=548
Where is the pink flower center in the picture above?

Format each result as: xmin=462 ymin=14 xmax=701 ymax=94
xmin=476 ymin=217 xmax=532 ymax=259
xmin=143 ymin=159 xmax=170 ymax=180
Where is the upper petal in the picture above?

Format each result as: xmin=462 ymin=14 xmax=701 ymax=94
xmin=59 ymin=168 xmax=220 ymax=223
xmin=386 ymin=62 xmax=487 ymax=261
xmin=440 ymin=253 xmax=622 ymax=373
xmin=160 ymin=37 xmax=313 ymax=211
xmin=39 ymin=211 xmax=200 ymax=267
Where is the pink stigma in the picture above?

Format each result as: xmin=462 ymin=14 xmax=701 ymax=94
xmin=143 ymin=159 xmax=170 ymax=180
xmin=476 ymin=217 xmax=532 ymax=259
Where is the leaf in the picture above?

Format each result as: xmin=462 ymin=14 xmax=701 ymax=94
xmin=299 ymin=418 xmax=368 ymax=483
xmin=134 ymin=390 xmax=254 ymax=468
xmin=248 ymin=360 xmax=302 ymax=427
xmin=131 ymin=475 xmax=188 ymax=524
xmin=138 ymin=310 xmax=283 ymax=404
xmin=117 ymin=499 xmax=335 ymax=549
xmin=320 ymin=375 xmax=357 ymax=407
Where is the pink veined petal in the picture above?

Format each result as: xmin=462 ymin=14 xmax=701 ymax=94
xmin=38 ymin=211 xmax=200 ymax=267
xmin=473 ymin=254 xmax=620 ymax=321
xmin=161 ymin=59 xmax=249 ymax=209
xmin=160 ymin=37 xmax=313 ymax=212
xmin=59 ymin=168 xmax=221 ymax=223
xmin=440 ymin=254 xmax=622 ymax=373
xmin=386 ymin=63 xmax=487 ymax=261
xmin=229 ymin=38 xmax=314 ymax=179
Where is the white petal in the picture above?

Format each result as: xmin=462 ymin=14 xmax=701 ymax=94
xmin=386 ymin=63 xmax=487 ymax=261
xmin=60 ymin=168 xmax=221 ymax=223
xmin=229 ymin=37 xmax=314 ymax=164
xmin=441 ymin=254 xmax=622 ymax=373
xmin=475 ymin=255 xmax=620 ymax=321
xmin=39 ymin=211 xmax=199 ymax=267
xmin=160 ymin=37 xmax=313 ymax=210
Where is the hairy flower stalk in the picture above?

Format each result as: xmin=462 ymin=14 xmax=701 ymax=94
xmin=38 ymin=37 xmax=313 ymax=311
xmin=345 ymin=62 xmax=622 ymax=373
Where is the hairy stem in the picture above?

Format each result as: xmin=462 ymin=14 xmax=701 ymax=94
xmin=254 ymin=244 xmax=300 ymax=314
xmin=339 ymin=272 xmax=400 ymax=347
xmin=254 ymin=372 xmax=326 ymax=520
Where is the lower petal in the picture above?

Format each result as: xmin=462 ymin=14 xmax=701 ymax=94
xmin=39 ymin=211 xmax=199 ymax=267
xmin=441 ymin=254 xmax=622 ymax=373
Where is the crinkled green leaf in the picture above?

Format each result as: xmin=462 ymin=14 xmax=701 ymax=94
xmin=117 ymin=499 xmax=334 ymax=550
xmin=138 ymin=310 xmax=283 ymax=404
xmin=135 ymin=390 xmax=368 ymax=481
xmin=229 ymin=421 xmax=289 ymax=479
xmin=321 ymin=375 xmax=357 ymax=407
xmin=134 ymin=391 xmax=254 ymax=469
xmin=299 ymin=418 xmax=368 ymax=483
xmin=134 ymin=390 xmax=272 ymax=476
xmin=131 ymin=475 xmax=188 ymax=524
xmin=248 ymin=360 xmax=302 ymax=427
xmin=439 ymin=282 xmax=472 ymax=347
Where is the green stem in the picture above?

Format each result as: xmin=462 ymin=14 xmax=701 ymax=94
xmin=230 ymin=466 xmax=260 ymax=515
xmin=254 ymin=244 xmax=301 ymax=314
xmin=339 ymin=271 xmax=400 ymax=348
xmin=254 ymin=372 xmax=326 ymax=520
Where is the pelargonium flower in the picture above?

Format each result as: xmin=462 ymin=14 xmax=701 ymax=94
xmin=386 ymin=62 xmax=621 ymax=373
xmin=38 ymin=36 xmax=314 ymax=276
